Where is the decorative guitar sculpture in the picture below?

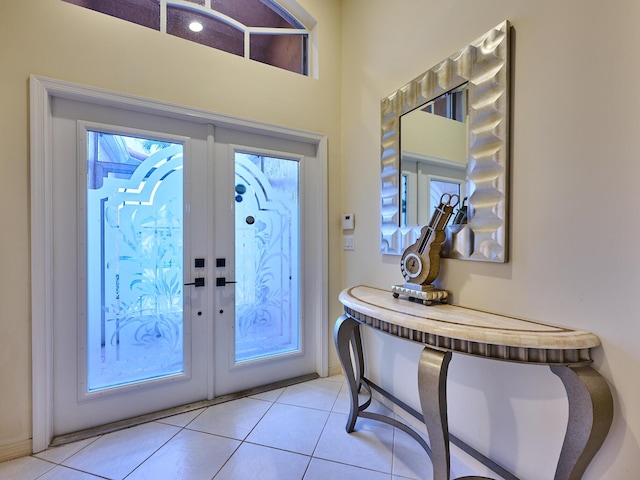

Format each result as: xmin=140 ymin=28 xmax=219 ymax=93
xmin=399 ymin=193 xmax=459 ymax=287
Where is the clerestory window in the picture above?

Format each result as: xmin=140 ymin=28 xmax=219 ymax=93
xmin=63 ymin=0 xmax=312 ymax=75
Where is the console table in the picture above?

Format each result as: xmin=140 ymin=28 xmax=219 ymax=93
xmin=335 ymin=285 xmax=613 ymax=480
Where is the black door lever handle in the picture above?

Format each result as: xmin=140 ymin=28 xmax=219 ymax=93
xmin=216 ymin=277 xmax=237 ymax=287
xmin=185 ymin=278 xmax=205 ymax=287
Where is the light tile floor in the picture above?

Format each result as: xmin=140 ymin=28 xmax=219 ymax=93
xmin=0 ymin=375 xmax=480 ymax=480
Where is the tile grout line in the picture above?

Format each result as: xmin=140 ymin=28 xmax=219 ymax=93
xmin=121 ymin=422 xmax=186 ymax=479
xmin=211 ymin=385 xmax=289 ymax=479
xmin=14 ymin=376 xmax=440 ymax=480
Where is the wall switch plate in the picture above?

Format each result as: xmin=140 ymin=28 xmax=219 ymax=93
xmin=343 ymin=234 xmax=355 ymax=251
xmin=342 ymin=213 xmax=355 ymax=230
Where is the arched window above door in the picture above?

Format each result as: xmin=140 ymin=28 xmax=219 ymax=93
xmin=63 ymin=0 xmax=314 ymax=75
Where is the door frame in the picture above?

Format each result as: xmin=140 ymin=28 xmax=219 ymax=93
xmin=29 ymin=75 xmax=328 ymax=453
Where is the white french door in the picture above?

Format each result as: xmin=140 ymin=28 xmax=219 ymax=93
xmin=212 ymin=128 xmax=318 ymax=396
xmin=43 ymin=88 xmax=325 ymax=440
xmin=50 ymin=97 xmax=212 ymax=435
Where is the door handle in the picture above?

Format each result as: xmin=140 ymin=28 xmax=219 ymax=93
xmin=216 ymin=277 xmax=237 ymax=287
xmin=185 ymin=278 xmax=205 ymax=287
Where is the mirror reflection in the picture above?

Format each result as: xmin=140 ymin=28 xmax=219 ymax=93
xmin=380 ymin=20 xmax=510 ymax=262
xmin=400 ymin=85 xmax=468 ymax=227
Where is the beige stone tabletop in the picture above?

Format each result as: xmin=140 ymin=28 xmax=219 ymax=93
xmin=339 ymin=285 xmax=601 ymax=351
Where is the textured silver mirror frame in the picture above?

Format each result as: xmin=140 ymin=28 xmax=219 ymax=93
xmin=381 ymin=21 xmax=510 ymax=262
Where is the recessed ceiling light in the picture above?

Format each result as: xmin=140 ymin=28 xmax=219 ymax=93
xmin=189 ymin=21 xmax=203 ymax=32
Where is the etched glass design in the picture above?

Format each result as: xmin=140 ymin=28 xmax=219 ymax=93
xmin=86 ymin=131 xmax=184 ymax=391
xmin=234 ymin=152 xmax=300 ymax=362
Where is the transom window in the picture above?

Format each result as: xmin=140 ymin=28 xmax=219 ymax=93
xmin=63 ymin=0 xmax=311 ymax=75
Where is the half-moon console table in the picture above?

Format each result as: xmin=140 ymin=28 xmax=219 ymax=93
xmin=335 ymin=285 xmax=613 ymax=480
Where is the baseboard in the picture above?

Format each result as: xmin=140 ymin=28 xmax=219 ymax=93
xmin=0 ymin=439 xmax=32 ymax=463
xmin=327 ymin=365 xmax=343 ymax=377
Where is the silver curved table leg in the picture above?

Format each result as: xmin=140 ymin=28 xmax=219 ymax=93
xmin=334 ymin=314 xmax=363 ymax=432
xmin=335 ymin=315 xmax=431 ymax=456
xmin=418 ymin=348 xmax=495 ymax=480
xmin=550 ymin=365 xmax=614 ymax=480
xmin=352 ymin=324 xmax=365 ymax=392
xmin=418 ymin=347 xmax=453 ymax=480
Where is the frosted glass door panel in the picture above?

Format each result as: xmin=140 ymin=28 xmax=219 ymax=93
xmin=86 ymin=132 xmax=184 ymax=391
xmin=234 ymin=153 xmax=300 ymax=363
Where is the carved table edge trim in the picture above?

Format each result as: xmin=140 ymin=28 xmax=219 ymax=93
xmin=344 ymin=307 xmax=594 ymax=366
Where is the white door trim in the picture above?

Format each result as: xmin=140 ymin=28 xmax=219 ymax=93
xmin=29 ymin=74 xmax=328 ymax=453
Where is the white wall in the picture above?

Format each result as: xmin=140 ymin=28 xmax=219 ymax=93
xmin=0 ymin=0 xmax=343 ymax=459
xmin=402 ymin=110 xmax=467 ymax=163
xmin=340 ymin=1 xmax=640 ymax=478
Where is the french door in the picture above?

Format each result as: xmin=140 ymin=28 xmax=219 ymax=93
xmin=46 ymin=92 xmax=322 ymax=438
xmin=212 ymin=128 xmax=318 ymax=396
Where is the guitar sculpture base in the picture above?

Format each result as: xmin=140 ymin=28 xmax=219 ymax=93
xmin=391 ymin=284 xmax=449 ymax=306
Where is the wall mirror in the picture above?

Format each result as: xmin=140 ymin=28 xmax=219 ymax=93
xmin=381 ymin=21 xmax=510 ymax=262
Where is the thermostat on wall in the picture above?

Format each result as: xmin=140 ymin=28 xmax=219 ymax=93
xmin=342 ymin=213 xmax=355 ymax=230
